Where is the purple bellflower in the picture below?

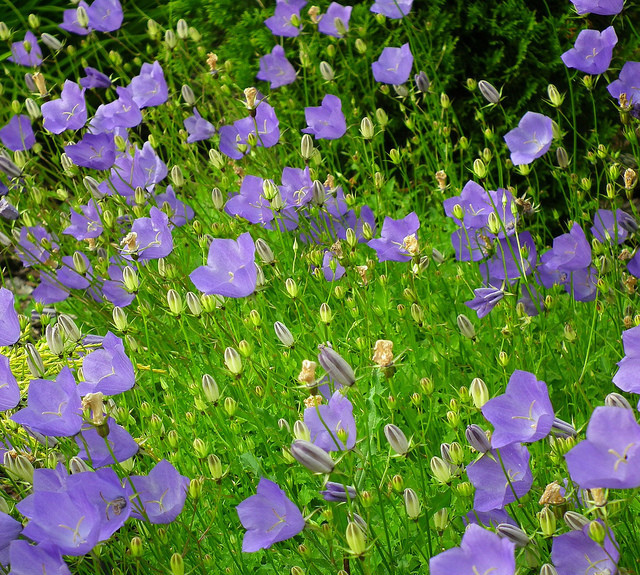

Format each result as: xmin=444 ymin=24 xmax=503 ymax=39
xmin=465 ymin=287 xmax=505 ymax=319
xmin=318 ymin=3 xmax=352 ymax=38
xmin=102 ymin=259 xmax=136 ymax=308
xmin=11 ymin=367 xmax=83 ymax=437
xmin=482 ymin=370 xmax=555 ymax=448
xmin=372 ymin=44 xmax=414 ymax=85
xmin=8 ymin=31 xmax=43 ymax=67
xmin=565 ymin=406 xmax=640 ymax=488
xmin=15 ymin=225 xmax=58 ymax=268
xmin=218 ymin=124 xmax=248 ymax=160
xmin=257 ymin=45 xmax=297 ymax=89
xmin=466 ymin=443 xmax=533 ymax=512
xmin=65 ymin=132 xmax=116 ymax=170
xmin=225 ymin=175 xmax=274 ymax=226
xmin=321 ymin=481 xmax=357 ymax=502
xmin=0 ymin=287 xmax=20 ymax=346
xmin=302 ymin=94 xmax=347 ymax=140
xmin=76 ymin=417 xmax=139 ymax=467
xmin=613 ymin=325 xmax=640 ymax=397
xmin=265 ymin=3 xmax=303 ymax=37
xmin=484 ymin=232 xmax=537 ymax=282
xmin=608 ymin=61 xmax=640 ymax=106
xmin=64 ymin=200 xmax=103 ymax=240
xmin=235 ymin=100 xmax=281 ymax=148
xmin=80 ymin=67 xmax=111 ymax=89
xmin=8 ymin=541 xmax=71 ymax=575
xmin=60 ymin=3 xmax=91 ymax=35
xmin=561 ymin=26 xmax=617 ymax=75
xmin=322 ymin=250 xmax=346 ymax=282
xmin=367 ymin=212 xmax=420 ymax=262
xmin=94 ymin=87 xmax=143 ymax=130
xmin=41 ymin=80 xmax=87 ymax=134
xmin=570 ymin=0 xmax=623 ymax=15
xmin=236 ymin=478 xmax=305 ymax=552
xmin=153 ymin=185 xmax=194 ymax=227
xmin=591 ymin=208 xmax=635 ymax=245
xmin=130 ymin=459 xmax=190 ymax=523
xmin=190 ymin=232 xmax=258 ymax=298
xmin=0 ymin=114 xmax=35 ymax=151
xmin=504 ymin=112 xmax=553 ymax=165
xmin=551 ymin=520 xmax=619 ymax=575
xmin=370 ymin=0 xmax=413 ymax=19
xmin=304 ymin=390 xmax=356 ymax=451
xmin=464 ymin=508 xmax=517 ymax=529
xmin=77 ymin=332 xmax=135 ymax=396
xmin=0 ymin=512 xmax=23 ymax=566
xmin=127 ymin=61 xmax=168 ymax=108
xmin=86 ymin=0 xmax=123 ymax=32
xmin=0 ymin=355 xmax=20 ymax=411
xmin=184 ymin=108 xmax=216 ymax=143
xmin=444 ymin=180 xmax=494 ymax=230
xmin=121 ymin=207 xmax=173 ymax=261
xmin=539 ymin=223 xmax=592 ymax=273
xmin=430 ymin=523 xmax=516 ymax=575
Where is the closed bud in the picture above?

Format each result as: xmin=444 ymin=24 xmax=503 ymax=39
xmin=389 ymin=148 xmax=401 ymax=164
xmin=360 ymin=116 xmax=374 ymax=139
xmin=185 ymin=292 xmax=202 ymax=317
xmin=556 ymin=147 xmax=569 ymax=169
xmin=193 ymin=438 xmax=208 ymax=458
xmin=46 ymin=324 xmax=64 ymax=356
xmin=209 ymin=149 xmax=224 ymax=169
xmin=547 ymin=84 xmax=564 ymax=107
xmin=605 ymin=392 xmax=632 ymax=409
xmin=167 ymin=289 xmax=183 ymax=316
xmin=122 ymin=266 xmax=139 ymax=293
xmin=170 ymin=553 xmax=184 ymax=575
xmin=318 ymin=344 xmax=355 ymax=387
xmin=224 ymin=347 xmax=242 ymax=375
xmin=285 ymin=278 xmax=298 ymax=298
xmin=415 ymin=70 xmax=430 ymax=93
xmin=469 ymin=378 xmax=489 ymax=408
xmin=176 ymin=18 xmax=188 ymax=39
xmin=171 ymin=165 xmax=184 ymax=187
xmin=564 ymin=511 xmax=590 ymax=531
xmin=202 ymin=374 xmax=219 ymax=403
xmin=496 ymin=523 xmax=529 ymax=547
xmin=478 ymin=80 xmax=500 ymax=104
xmin=238 ymin=339 xmax=251 ymax=358
xmin=440 ymin=93 xmax=450 ymax=109
xmin=345 ymin=521 xmax=366 ymax=557
xmin=208 ymin=454 xmax=223 ymax=480
xmin=433 ymin=508 xmax=448 ymax=531
xmin=25 ymin=343 xmax=45 ymax=378
xmin=300 ymin=134 xmax=314 ymax=160
xmin=457 ymin=481 xmax=474 ymax=497
xmin=465 ymin=424 xmax=491 ymax=452
xmin=473 ymin=158 xmax=487 ymax=179
xmin=355 ymin=38 xmax=367 ymax=54
xmin=457 ymin=314 xmax=475 ymax=340
xmin=498 ymin=351 xmax=509 ymax=367
xmin=538 ymin=506 xmax=556 ymax=537
xmin=4 ymin=452 xmax=34 ymax=483
xmin=0 ymin=156 xmax=22 ymax=179
xmin=588 ymin=520 xmax=606 ymax=545
xmin=391 ymin=474 xmax=404 ymax=493
xmin=165 ymin=29 xmax=177 ymax=48
xmin=24 ymin=97 xmax=41 ymax=120
xmin=290 ymin=439 xmax=335 ymax=473
xmin=384 ymin=424 xmax=409 ymax=455
xmin=403 ymin=488 xmax=421 ymax=519
xmin=312 ymin=180 xmax=326 ymax=206
xmin=58 ymin=314 xmax=82 ymax=343
xmin=319 ymin=61 xmax=334 ymax=81
xmin=291 ymin=568 xmax=304 ymax=575
xmin=77 ymin=5 xmax=89 ymax=28
xmin=293 ymin=420 xmax=310 ymax=441
xmin=112 ymin=307 xmax=128 ymax=331
xmin=181 ymin=84 xmax=196 ymax=105
xmin=0 ymin=22 xmax=9 ymax=41
xmin=274 ymin=321 xmax=294 ymax=347
xmin=430 ymin=456 xmax=452 ymax=484
xmin=224 ymin=396 xmax=237 ymax=416
xmin=540 ymin=564 xmax=559 ymax=575
xmin=130 ymin=536 xmax=143 ymax=558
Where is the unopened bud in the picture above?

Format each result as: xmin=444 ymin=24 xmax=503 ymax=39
xmin=224 ymin=347 xmax=242 ymax=375
xmin=290 ymin=439 xmax=335 ymax=474
xmin=384 ymin=424 xmax=408 ymax=455
xmin=457 ymin=314 xmax=475 ymax=340
xmin=319 ymin=61 xmax=334 ymax=81
xmin=478 ymin=80 xmax=500 ymax=104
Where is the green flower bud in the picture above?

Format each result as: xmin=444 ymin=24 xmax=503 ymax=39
xmin=290 ymin=439 xmax=335 ymax=473
xmin=538 ymin=506 xmax=556 ymax=537
xmin=345 ymin=522 xmax=366 ymax=557
xmin=293 ymin=420 xmax=310 ymax=441
xmin=319 ymin=61 xmax=334 ymax=82
xmin=208 ymin=454 xmax=223 ymax=480
xmin=403 ymin=488 xmax=421 ymax=519
xmin=547 ymin=84 xmax=564 ymax=107
xmin=588 ymin=520 xmax=606 ymax=545
xmin=122 ymin=266 xmax=139 ymax=293
xmin=170 ymin=553 xmax=184 ymax=575
xmin=430 ymin=456 xmax=452 ymax=484
xmin=319 ymin=303 xmax=333 ymax=324
xmin=384 ymin=423 xmax=409 ymax=455
xmin=167 ymin=289 xmax=183 ymax=316
xmin=478 ymin=80 xmax=500 ymax=104
xmin=457 ymin=314 xmax=475 ymax=340
xmin=360 ymin=116 xmax=374 ymax=139
xmin=433 ymin=508 xmax=449 ymax=532
xmin=176 ymin=18 xmax=188 ymax=39
xmin=285 ymin=278 xmax=298 ymax=298
xmin=391 ymin=474 xmax=403 ymax=493
xmin=25 ymin=343 xmax=45 ymax=378
xmin=165 ymin=29 xmax=177 ymax=49
xmin=224 ymin=397 xmax=237 ymax=416
xmin=130 ymin=536 xmax=143 ymax=558
xmin=193 ymin=438 xmax=208 ymax=458
xmin=224 ymin=347 xmax=242 ymax=375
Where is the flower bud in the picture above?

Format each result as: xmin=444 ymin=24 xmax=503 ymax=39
xmin=122 ymin=266 xmax=139 ymax=293
xmin=170 ymin=553 xmax=184 ymax=575
xmin=165 ymin=29 xmax=177 ymax=48
xmin=300 ymin=134 xmax=314 ymax=161
xmin=547 ymin=84 xmax=564 ymax=107
xmin=77 ymin=5 xmax=89 ymax=28
xmin=319 ymin=303 xmax=333 ymax=324
xmin=293 ymin=420 xmax=310 ymax=441
xmin=540 ymin=564 xmax=559 ymax=575
xmin=3 ymin=452 xmax=34 ymax=483
xmin=469 ymin=378 xmax=489 ymax=408
xmin=588 ymin=520 xmax=606 ymax=545
xmin=224 ymin=347 xmax=242 ymax=375
xmin=290 ymin=439 xmax=335 ymax=474
xmin=496 ymin=523 xmax=529 ymax=547
xmin=25 ymin=343 xmax=45 ymax=378
xmin=538 ymin=506 xmax=556 ymax=537
xmin=318 ymin=344 xmax=355 ymax=387
xmin=345 ymin=521 xmax=366 ymax=557
xmin=285 ymin=278 xmax=298 ymax=298
xmin=274 ymin=321 xmax=294 ymax=347
xmin=181 ymin=84 xmax=196 ymax=105
xmin=550 ymin=417 xmax=576 ymax=438
xmin=202 ymin=374 xmax=219 ymax=403
xmin=208 ymin=454 xmax=223 ymax=480
xmin=473 ymin=158 xmax=487 ymax=179
xmin=360 ymin=117 xmax=374 ymax=139
xmin=605 ymin=392 xmax=632 ymax=409
xmin=415 ymin=70 xmax=430 ymax=93
xmin=478 ymin=80 xmax=500 ymax=104
xmin=430 ymin=456 xmax=452 ymax=484
xmin=224 ymin=397 xmax=237 ymax=416
xmin=403 ymin=488 xmax=421 ymax=519
xmin=433 ymin=508 xmax=448 ymax=532
xmin=167 ymin=289 xmax=183 ymax=316
xmin=465 ymin=424 xmax=491 ymax=453
xmin=384 ymin=424 xmax=408 ymax=455
xmin=564 ymin=511 xmax=590 ymax=531
xmin=319 ymin=61 xmax=334 ymax=81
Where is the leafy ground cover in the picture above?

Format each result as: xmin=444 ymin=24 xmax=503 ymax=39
xmin=1 ymin=0 xmax=640 ymax=574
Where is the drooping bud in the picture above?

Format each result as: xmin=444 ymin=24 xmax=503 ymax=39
xmin=290 ymin=439 xmax=335 ymax=474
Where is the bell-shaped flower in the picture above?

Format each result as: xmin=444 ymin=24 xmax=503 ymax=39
xmin=607 ymin=61 xmax=640 ymax=106
xmin=0 ymin=288 xmax=20 ymax=346
xmin=318 ymin=3 xmax=352 ymax=38
xmin=190 ymin=232 xmax=258 ymax=298
xmin=121 ymin=207 xmax=173 ymax=262
xmin=11 ymin=367 xmax=83 ymax=437
xmin=184 ymin=108 xmax=216 ymax=143
xmin=370 ymin=0 xmax=413 ymax=19
xmin=551 ymin=520 xmax=619 ymax=575
xmin=465 ymin=287 xmax=505 ymax=319
xmin=127 ymin=61 xmax=168 ymax=108
xmin=15 ymin=225 xmax=58 ymax=268
xmin=304 ymin=390 xmax=356 ymax=451
xmin=302 ymin=94 xmax=346 ymax=140
xmin=8 ymin=31 xmax=42 ymax=67
xmin=561 ymin=26 xmax=617 ymax=75
xmin=94 ymin=87 xmax=142 ymax=130
xmin=257 ymin=45 xmax=297 ymax=89
xmin=265 ymin=3 xmax=303 ymax=37
xmin=504 ymin=112 xmax=553 ymax=165
xmin=87 ymin=0 xmax=123 ymax=32
xmin=0 ymin=355 xmax=20 ymax=411
xmin=591 ymin=208 xmax=635 ymax=245
xmin=153 ymin=185 xmax=194 ymax=227
xmin=0 ymin=114 xmax=35 ymax=151
xmin=236 ymin=478 xmax=305 ymax=552
xmin=76 ymin=417 xmax=139 ymax=467
xmin=570 ymin=0 xmax=623 ymax=15
xmin=367 ymin=212 xmax=420 ymax=262
xmin=77 ymin=332 xmax=135 ymax=396
xmin=80 ymin=66 xmax=111 ymax=89
xmin=372 ymin=44 xmax=413 ymax=85
xmin=65 ymin=132 xmax=116 ymax=170
xmin=41 ymin=81 xmax=87 ymax=134
xmin=613 ymin=325 xmax=640 ymax=396
xmin=63 ymin=200 xmax=103 ymax=240
xmin=8 ymin=541 xmax=71 ymax=575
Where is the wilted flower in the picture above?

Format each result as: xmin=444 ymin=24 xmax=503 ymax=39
xmin=504 ymin=112 xmax=553 ymax=165
xmin=372 ymin=339 xmax=394 ymax=367
xmin=256 ymin=45 xmax=297 ymax=89
xmin=236 ymin=478 xmax=305 ymax=552
xmin=372 ymin=44 xmax=413 ymax=85
xmin=561 ymin=27 xmax=617 ymax=75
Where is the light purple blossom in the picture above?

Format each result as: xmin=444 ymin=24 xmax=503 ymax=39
xmin=613 ymin=325 xmax=640 ymax=397
xmin=121 ymin=207 xmax=173 ymax=261
xmin=0 ymin=288 xmax=20 ymax=346
xmin=591 ymin=208 xmax=635 ymax=245
xmin=76 ymin=417 xmax=139 ymax=467
xmin=504 ymin=112 xmax=553 ymax=165
xmin=370 ymin=0 xmax=413 ymax=19
xmin=127 ymin=61 xmax=168 ymax=108
xmin=77 ymin=332 xmax=135 ymax=396
xmin=608 ymin=61 xmax=640 ymax=105
xmin=318 ymin=3 xmax=352 ymax=38
xmin=372 ymin=44 xmax=414 ymax=85
xmin=0 ymin=115 xmax=35 ymax=151
xmin=0 ymin=355 xmax=20 ymax=411
xmin=367 ymin=212 xmax=420 ymax=262
xmin=257 ymin=45 xmax=297 ymax=89
xmin=570 ymin=0 xmax=623 ymax=15
xmin=80 ymin=67 xmax=111 ymax=89
xmin=465 ymin=287 xmax=505 ymax=319
xmin=64 ymin=132 xmax=116 ymax=170
xmin=302 ymin=94 xmax=347 ymax=140
xmin=304 ymin=390 xmax=356 ymax=451
xmin=561 ymin=27 xmax=617 ymax=75
xmin=8 ymin=31 xmax=43 ymax=67
xmin=265 ymin=3 xmax=303 ymax=37
xmin=184 ymin=108 xmax=216 ymax=143
xmin=41 ymin=80 xmax=87 ymax=134
xmin=552 ymin=520 xmax=619 ymax=575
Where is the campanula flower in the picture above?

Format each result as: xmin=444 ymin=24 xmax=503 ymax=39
xmin=367 ymin=212 xmax=420 ymax=262
xmin=121 ymin=207 xmax=173 ymax=261
xmin=184 ymin=108 xmax=216 ymax=143
xmin=370 ymin=0 xmax=413 ymax=18
xmin=76 ymin=418 xmax=139 ymax=467
xmin=63 ymin=200 xmax=103 ymax=240
xmin=257 ymin=45 xmax=297 ymax=89
xmin=65 ymin=132 xmax=116 ymax=170
xmin=8 ymin=31 xmax=43 ymax=67
xmin=302 ymin=94 xmax=346 ymax=140
xmin=77 ymin=332 xmax=135 ymax=396
xmin=41 ymin=80 xmax=87 ymax=134
xmin=265 ymin=3 xmax=303 ymax=37
xmin=0 ymin=115 xmax=35 ymax=151
xmin=465 ymin=287 xmax=505 ymax=319
xmin=318 ymin=3 xmax=352 ymax=38
xmin=304 ymin=390 xmax=356 ymax=451
xmin=608 ymin=61 xmax=640 ymax=105
xmin=561 ymin=27 xmax=617 ymax=75
xmin=551 ymin=520 xmax=619 ymax=575
xmin=504 ymin=112 xmax=553 ymax=165
xmin=0 ymin=355 xmax=19 ymax=411
xmin=127 ymin=61 xmax=168 ymax=108
xmin=591 ymin=208 xmax=635 ymax=245
xmin=79 ymin=66 xmax=111 ymax=89
xmin=372 ymin=44 xmax=413 ymax=85
xmin=570 ymin=0 xmax=623 ymax=15
xmin=0 ymin=288 xmax=20 ymax=347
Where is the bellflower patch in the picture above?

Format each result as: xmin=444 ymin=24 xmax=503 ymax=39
xmin=184 ymin=108 xmax=216 ymax=143
xmin=265 ymin=3 xmax=303 ymax=37
xmin=372 ymin=44 xmax=414 ymax=85
xmin=370 ymin=0 xmax=413 ymax=18
xmin=318 ymin=3 xmax=352 ymax=38
xmin=465 ymin=287 xmax=505 ymax=319
xmin=130 ymin=459 xmax=190 ymax=523
xmin=11 ymin=367 xmax=83 ymax=437
xmin=561 ymin=27 xmax=617 ymax=75
xmin=236 ymin=478 xmax=305 ymax=552
xmin=466 ymin=443 xmax=533 ymax=511
xmin=257 ymin=45 xmax=297 ymax=89
xmin=608 ymin=61 xmax=640 ymax=105
xmin=127 ymin=61 xmax=168 ymax=108
xmin=0 ymin=355 xmax=20 ymax=411
xmin=76 ymin=417 xmax=139 ymax=467
xmin=0 ymin=287 xmax=20 ymax=346
xmin=41 ymin=80 xmax=87 ymax=134
xmin=302 ymin=94 xmax=346 ymax=140
xmin=367 ymin=212 xmax=420 ymax=262
xmin=190 ymin=232 xmax=258 ymax=298
xmin=565 ymin=406 xmax=640 ymax=488
xmin=551 ymin=520 xmax=619 ymax=575
xmin=0 ymin=114 xmax=35 ymax=151
xmin=504 ymin=112 xmax=553 ymax=165
xmin=77 ymin=332 xmax=135 ymax=396
xmin=482 ymin=370 xmax=554 ymax=448
xmin=304 ymin=390 xmax=356 ymax=451
xmin=8 ymin=31 xmax=43 ymax=67
xmin=430 ymin=523 xmax=515 ymax=575
xmin=65 ymin=132 xmax=116 ymax=170
xmin=570 ymin=0 xmax=623 ymax=15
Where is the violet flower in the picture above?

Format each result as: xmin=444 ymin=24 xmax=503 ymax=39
xmin=76 ymin=417 xmax=139 ymax=467
xmin=184 ymin=108 xmax=216 ymax=143
xmin=60 ymin=3 xmax=90 ymax=35
xmin=11 ymin=367 xmax=83 ymax=437
xmin=504 ymin=112 xmax=553 ymax=165
xmin=370 ymin=0 xmax=413 ymax=18
xmin=561 ymin=26 xmax=617 ymax=75
xmin=466 ymin=443 xmax=532 ymax=511
xmin=322 ymin=250 xmax=346 ymax=281
xmin=265 ymin=3 xmax=303 ymax=37
xmin=570 ymin=0 xmax=623 ymax=15
xmin=304 ymin=390 xmax=356 ymax=451
xmin=608 ymin=61 xmax=640 ymax=105
xmin=257 ymin=45 xmax=297 ymax=89
xmin=130 ymin=459 xmax=190 ymax=523
xmin=0 ymin=355 xmax=20 ymax=411
xmin=41 ymin=80 xmax=87 ymax=134
xmin=539 ymin=223 xmax=592 ymax=272
xmin=465 ymin=287 xmax=505 ymax=319
xmin=613 ymin=325 xmax=640 ymax=397
xmin=236 ymin=478 xmax=305 ymax=552
xmin=551 ymin=520 xmax=619 ymax=575
xmin=153 ymin=185 xmax=194 ymax=227
xmin=15 ymin=225 xmax=58 ymax=268
xmin=127 ymin=61 xmax=168 ymax=108
xmin=464 ymin=508 xmax=517 ymax=529
xmin=121 ymin=207 xmax=173 ymax=261
xmin=0 ymin=287 xmax=20 ymax=346
xmin=102 ymin=260 xmax=136 ymax=308
xmin=8 ymin=541 xmax=71 ymax=574
xmin=430 ymin=523 xmax=515 ymax=575
xmin=484 ymin=231 xmax=537 ymax=281
xmin=482 ymin=370 xmax=554 ymax=448
xmin=565 ymin=406 xmax=640 ymax=488
xmin=443 ymin=180 xmax=493 ymax=230
xmin=0 ymin=114 xmax=35 ymax=151
xmin=63 ymin=200 xmax=103 ymax=240
xmin=190 ymin=232 xmax=258 ymax=298
xmin=235 ymin=101 xmax=281 ymax=149
xmin=80 ymin=66 xmax=111 ymax=89
xmin=225 ymin=175 xmax=275 ymax=226
xmin=367 ymin=212 xmax=420 ymax=262
xmin=86 ymin=0 xmax=123 ymax=32
xmin=372 ymin=44 xmax=414 ymax=85
xmin=302 ymin=94 xmax=347 ymax=140
xmin=321 ymin=481 xmax=357 ymax=502
xmin=318 ymin=3 xmax=352 ymax=38
xmin=591 ymin=208 xmax=635 ymax=245
xmin=0 ymin=513 xmax=23 ymax=566
xmin=77 ymin=332 xmax=135 ymax=396
xmin=8 ymin=31 xmax=43 ymax=67
xmin=64 ymin=132 xmax=116 ymax=170
xmin=94 ymin=86 xmax=143 ymax=130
